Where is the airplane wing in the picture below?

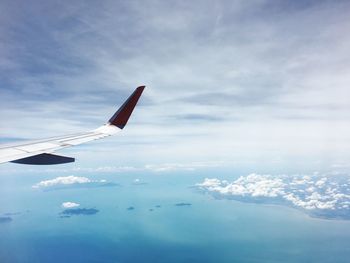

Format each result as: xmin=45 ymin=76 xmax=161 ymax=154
xmin=0 ymin=86 xmax=145 ymax=165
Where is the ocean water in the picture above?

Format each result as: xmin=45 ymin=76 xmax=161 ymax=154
xmin=1 ymin=169 xmax=350 ymax=263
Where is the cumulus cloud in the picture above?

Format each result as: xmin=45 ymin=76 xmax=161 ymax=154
xmin=61 ymin=202 xmax=80 ymax=208
xmin=1 ymin=0 xmax=350 ymax=169
xmin=196 ymin=174 xmax=350 ymax=219
xmin=32 ymin=175 xmax=117 ymax=190
xmin=197 ymin=174 xmax=286 ymax=198
xmin=33 ymin=176 xmax=92 ymax=188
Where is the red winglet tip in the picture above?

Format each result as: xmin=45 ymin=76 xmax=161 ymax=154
xmin=108 ymin=86 xmax=145 ymax=129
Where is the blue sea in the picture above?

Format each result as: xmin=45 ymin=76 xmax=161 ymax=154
xmin=1 ymin=167 xmax=350 ymax=263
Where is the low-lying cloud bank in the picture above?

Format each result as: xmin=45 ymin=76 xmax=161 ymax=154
xmin=33 ymin=176 xmax=118 ymax=190
xmin=196 ymin=174 xmax=350 ymax=220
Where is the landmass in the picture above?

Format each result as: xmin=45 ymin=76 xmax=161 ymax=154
xmin=60 ymin=208 xmax=99 ymax=216
xmin=0 ymin=217 xmax=12 ymax=223
xmin=175 ymin=203 xmax=192 ymax=207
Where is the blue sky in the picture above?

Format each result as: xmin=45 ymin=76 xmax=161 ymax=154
xmin=2 ymin=3 xmax=350 ymax=262
xmin=1 ymin=0 xmax=350 ymax=172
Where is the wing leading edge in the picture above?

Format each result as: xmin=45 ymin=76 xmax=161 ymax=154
xmin=0 ymin=86 xmax=145 ymax=165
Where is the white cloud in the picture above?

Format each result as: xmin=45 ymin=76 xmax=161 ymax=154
xmin=144 ymin=161 xmax=225 ymax=172
xmin=315 ymin=178 xmax=327 ymax=188
xmin=197 ymin=178 xmax=222 ymax=188
xmin=32 ymin=175 xmax=104 ymax=188
xmin=16 ymin=161 xmax=226 ymax=176
xmin=2 ymin=1 xmax=350 ymax=170
xmin=196 ymin=173 xmax=350 ymax=216
xmin=197 ymin=174 xmax=285 ymax=198
xmin=61 ymin=202 xmax=80 ymax=208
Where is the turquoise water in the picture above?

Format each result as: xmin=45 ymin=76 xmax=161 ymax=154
xmin=1 ymin=169 xmax=350 ymax=262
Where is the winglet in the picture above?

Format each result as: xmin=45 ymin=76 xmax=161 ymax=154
xmin=108 ymin=86 xmax=145 ymax=129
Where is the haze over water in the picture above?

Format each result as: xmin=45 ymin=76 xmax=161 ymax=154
xmin=1 ymin=167 xmax=350 ymax=263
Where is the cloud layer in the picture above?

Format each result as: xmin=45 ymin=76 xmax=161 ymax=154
xmin=32 ymin=175 xmax=116 ymax=190
xmin=1 ymin=0 xmax=350 ymax=167
xmin=196 ymin=174 xmax=350 ymax=219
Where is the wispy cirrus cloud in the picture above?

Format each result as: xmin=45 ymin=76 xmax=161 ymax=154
xmin=1 ymin=0 xmax=350 ymax=168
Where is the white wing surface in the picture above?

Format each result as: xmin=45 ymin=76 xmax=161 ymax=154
xmin=0 ymin=86 xmax=145 ymax=165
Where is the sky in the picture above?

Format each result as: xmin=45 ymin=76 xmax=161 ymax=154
xmin=2 ymin=1 xmax=350 ymax=262
xmin=1 ymin=0 xmax=350 ymax=173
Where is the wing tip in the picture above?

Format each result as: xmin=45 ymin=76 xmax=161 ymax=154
xmin=108 ymin=86 xmax=145 ymax=129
